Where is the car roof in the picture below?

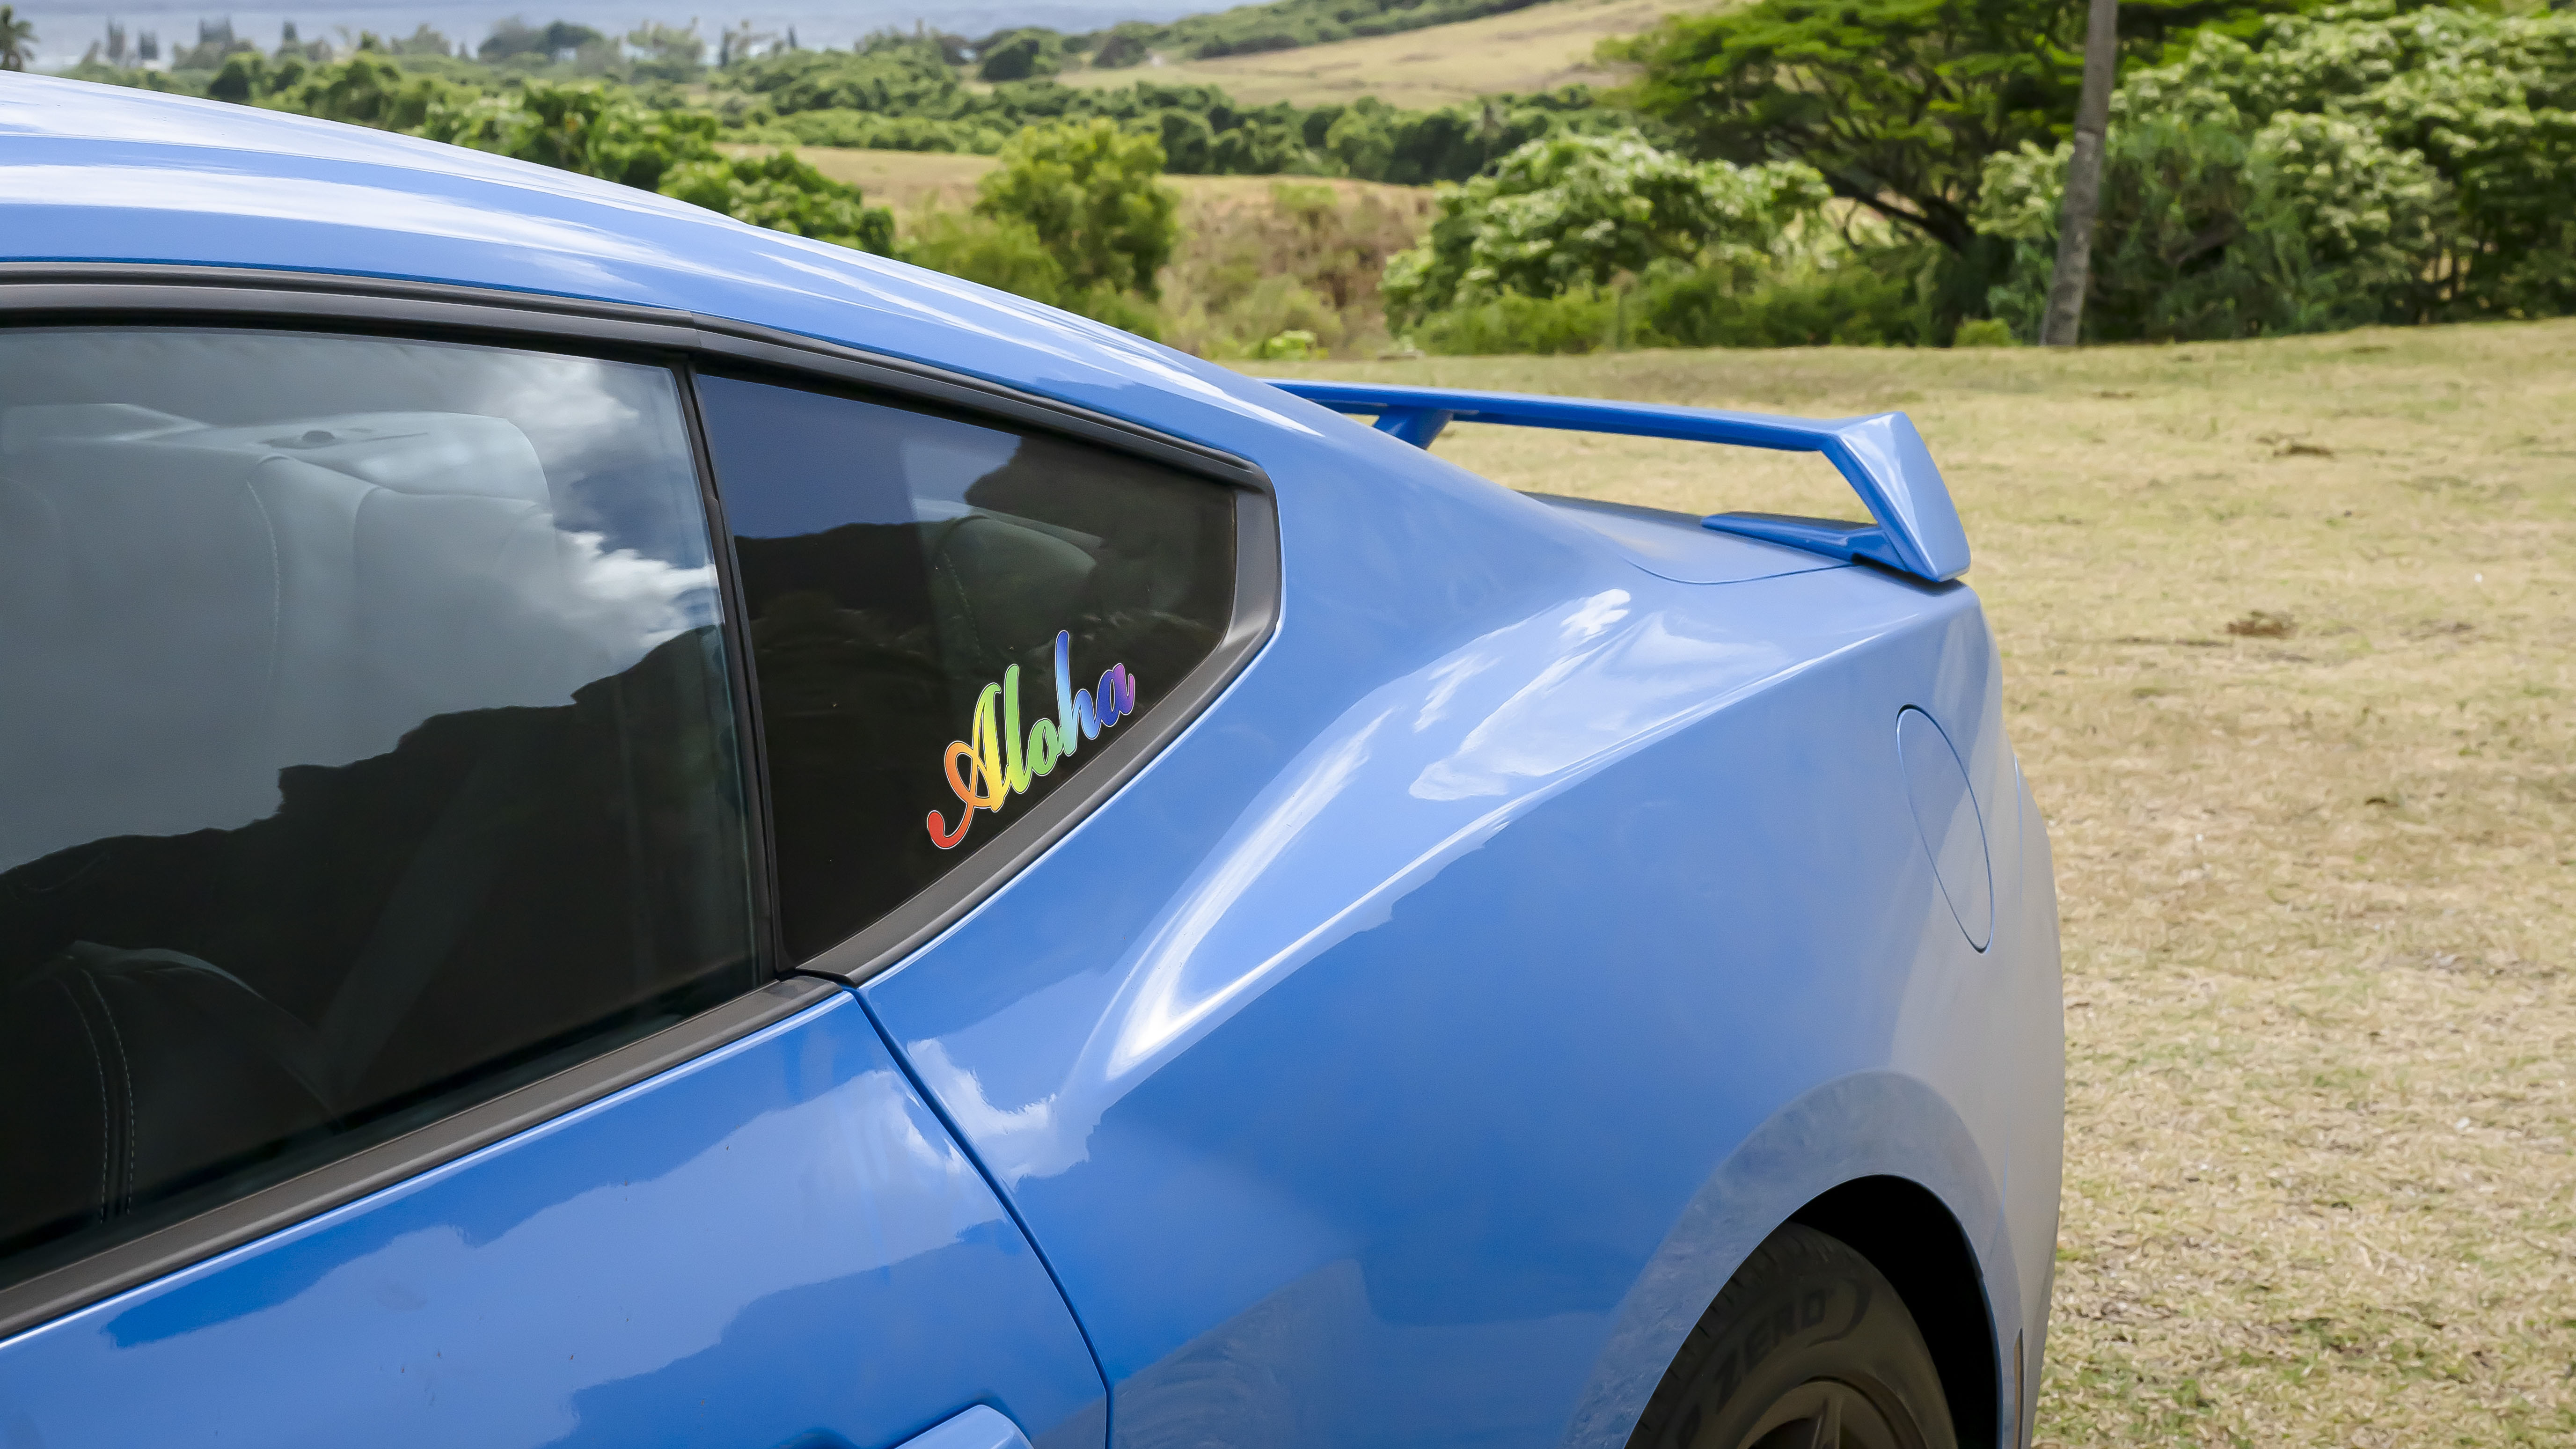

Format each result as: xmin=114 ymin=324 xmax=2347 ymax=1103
xmin=0 ymin=74 xmax=1316 ymax=451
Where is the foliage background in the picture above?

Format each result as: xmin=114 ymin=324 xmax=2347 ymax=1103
xmin=50 ymin=0 xmax=2576 ymax=353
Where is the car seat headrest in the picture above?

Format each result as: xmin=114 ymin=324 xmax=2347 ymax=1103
xmin=186 ymin=412 xmax=551 ymax=504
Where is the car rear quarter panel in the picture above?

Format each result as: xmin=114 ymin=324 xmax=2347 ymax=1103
xmin=862 ymin=413 xmax=2061 ymax=1449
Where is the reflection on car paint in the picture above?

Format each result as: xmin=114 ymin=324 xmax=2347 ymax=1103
xmin=0 ymin=992 xmax=1108 ymax=1448
xmin=899 ymin=576 xmax=1901 ymax=1192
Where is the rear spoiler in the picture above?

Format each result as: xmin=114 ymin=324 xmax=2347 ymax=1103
xmin=1263 ymin=380 xmax=1971 ymax=583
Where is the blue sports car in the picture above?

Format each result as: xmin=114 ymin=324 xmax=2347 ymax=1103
xmin=0 ymin=76 xmax=2063 ymax=1449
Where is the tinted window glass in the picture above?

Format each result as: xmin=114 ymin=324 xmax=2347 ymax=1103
xmin=0 ymin=329 xmax=757 ymax=1288
xmin=698 ymin=374 xmax=1234 ymax=961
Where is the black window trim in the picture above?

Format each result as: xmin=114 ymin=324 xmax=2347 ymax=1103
xmin=0 ymin=263 xmax=1282 ymax=1337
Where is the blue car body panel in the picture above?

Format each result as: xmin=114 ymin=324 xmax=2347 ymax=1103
xmin=0 ymin=77 xmax=2063 ymax=1449
xmin=0 ymin=987 xmax=1107 ymax=1449
xmin=859 ymin=561 xmax=2055 ymax=1449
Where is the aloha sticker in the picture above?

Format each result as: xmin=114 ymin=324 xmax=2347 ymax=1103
xmin=928 ymin=629 xmax=1137 ymax=849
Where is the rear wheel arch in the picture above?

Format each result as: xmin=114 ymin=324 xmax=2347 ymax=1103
xmin=1622 ymin=1178 xmax=1999 ymax=1449
xmin=1566 ymin=1075 xmax=2012 ymax=1449
xmin=1790 ymin=1176 xmax=1999 ymax=1449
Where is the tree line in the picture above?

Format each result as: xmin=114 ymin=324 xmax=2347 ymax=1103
xmin=53 ymin=0 xmax=2576 ymax=352
xmin=68 ymin=22 xmax=1639 ymax=189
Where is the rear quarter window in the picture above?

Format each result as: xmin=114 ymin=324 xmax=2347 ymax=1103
xmin=695 ymin=373 xmax=1237 ymax=963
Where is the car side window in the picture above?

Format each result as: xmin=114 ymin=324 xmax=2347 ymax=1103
xmin=0 ymin=329 xmax=761 ymax=1291
xmin=695 ymin=373 xmax=1236 ymax=963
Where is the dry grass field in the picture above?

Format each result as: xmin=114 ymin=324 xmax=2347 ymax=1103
xmin=1262 ymin=325 xmax=2576 ymax=1446
xmin=739 ymin=146 xmax=996 ymax=212
xmin=1055 ymin=0 xmax=1696 ymax=108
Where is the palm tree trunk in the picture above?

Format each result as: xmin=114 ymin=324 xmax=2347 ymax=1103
xmin=2041 ymin=0 xmax=2119 ymax=347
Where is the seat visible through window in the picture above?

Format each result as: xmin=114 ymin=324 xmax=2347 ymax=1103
xmin=0 ymin=330 xmax=759 ymax=1289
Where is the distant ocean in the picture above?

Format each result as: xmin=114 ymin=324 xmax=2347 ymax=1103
xmin=21 ymin=0 xmax=1197 ymax=70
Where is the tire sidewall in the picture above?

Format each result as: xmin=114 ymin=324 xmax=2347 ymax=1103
xmin=1632 ymin=1224 xmax=1959 ymax=1449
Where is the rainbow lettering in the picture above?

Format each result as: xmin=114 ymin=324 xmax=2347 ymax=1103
xmin=928 ymin=629 xmax=1138 ymax=849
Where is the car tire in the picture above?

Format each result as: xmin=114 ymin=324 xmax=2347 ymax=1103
xmin=1625 ymin=1223 xmax=1959 ymax=1449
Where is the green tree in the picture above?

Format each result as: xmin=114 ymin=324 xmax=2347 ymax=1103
xmin=1979 ymin=112 xmax=2444 ymax=340
xmin=1091 ymin=23 xmax=1156 ymax=68
xmin=0 ymin=6 xmax=34 ymax=70
xmin=1382 ymin=130 xmax=1826 ymax=324
xmin=208 ymin=50 xmax=268 ymax=102
xmin=478 ymin=17 xmax=605 ymax=62
xmin=270 ymin=52 xmax=452 ymax=130
xmin=1981 ymin=3 xmax=2576 ymax=337
xmin=2120 ymin=3 xmax=2576 ymax=318
xmin=974 ymin=117 xmax=1180 ymax=298
xmin=422 ymin=81 xmax=718 ymax=191
xmin=626 ymin=21 xmax=705 ymax=79
xmin=1604 ymin=0 xmax=2299 ymax=255
xmin=387 ymin=24 xmax=456 ymax=58
xmin=728 ymin=45 xmax=959 ymax=114
xmin=977 ymin=29 xmax=1063 ymax=82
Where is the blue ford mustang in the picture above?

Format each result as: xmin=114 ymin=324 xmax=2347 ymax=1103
xmin=0 ymin=76 xmax=2063 ymax=1449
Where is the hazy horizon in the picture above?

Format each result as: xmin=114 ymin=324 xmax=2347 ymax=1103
xmin=19 ymin=0 xmax=1204 ymax=70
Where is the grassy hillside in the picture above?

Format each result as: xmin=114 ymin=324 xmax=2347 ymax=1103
xmin=756 ymin=148 xmax=1437 ymax=356
xmin=1259 ymin=324 xmax=2576 ymax=1446
xmin=1063 ymin=0 xmax=1693 ymax=107
xmin=766 ymin=147 xmax=998 ymax=213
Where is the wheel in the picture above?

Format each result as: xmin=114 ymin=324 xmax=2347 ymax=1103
xmin=1625 ymin=1224 xmax=1959 ymax=1449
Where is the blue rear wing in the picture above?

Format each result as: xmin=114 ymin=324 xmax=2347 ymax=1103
xmin=1263 ymin=380 xmax=1971 ymax=583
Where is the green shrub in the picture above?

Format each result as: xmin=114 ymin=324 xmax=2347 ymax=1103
xmin=1412 ymin=289 xmax=1618 ymax=356
xmin=1383 ymin=130 xmax=1824 ymax=327
xmin=1060 ymin=287 xmax=1164 ymax=339
xmin=1975 ymin=115 xmax=2434 ymax=341
xmin=899 ymin=211 xmax=1163 ymax=337
xmin=902 ymin=211 xmax=1069 ymax=306
xmin=974 ymin=117 xmax=1180 ymax=299
xmin=1633 ymin=249 xmax=1940 ymax=348
xmin=662 ymin=151 xmax=896 ymax=254
xmin=1951 ymin=318 xmax=2017 ymax=347
xmin=1166 ymin=275 xmax=1346 ymax=357
xmin=754 ymin=109 xmax=1009 ymax=153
